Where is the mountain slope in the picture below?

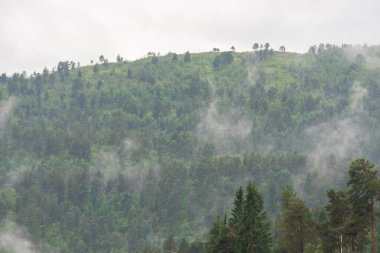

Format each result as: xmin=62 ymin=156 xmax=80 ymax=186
xmin=1 ymin=45 xmax=380 ymax=252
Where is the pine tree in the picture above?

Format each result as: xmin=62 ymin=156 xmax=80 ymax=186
xmin=207 ymin=182 xmax=271 ymax=253
xmin=163 ymin=234 xmax=176 ymax=253
xmin=184 ymin=51 xmax=191 ymax=63
xmin=206 ymin=216 xmax=233 ymax=253
xmin=178 ymin=238 xmax=191 ymax=253
xmin=278 ymin=187 xmax=315 ymax=253
xmin=347 ymin=159 xmax=379 ymax=253
xmin=325 ymin=189 xmax=350 ymax=253
xmin=228 ymin=187 xmax=244 ymax=252
xmin=241 ymin=182 xmax=271 ymax=253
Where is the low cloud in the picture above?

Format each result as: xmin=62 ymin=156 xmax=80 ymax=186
xmin=0 ymin=96 xmax=17 ymax=135
xmin=343 ymin=45 xmax=380 ymax=69
xmin=2 ymin=165 xmax=31 ymax=188
xmin=196 ymin=101 xmax=252 ymax=155
xmin=92 ymin=144 xmax=153 ymax=193
xmin=0 ymin=220 xmax=41 ymax=253
xmin=305 ymin=82 xmax=369 ymax=177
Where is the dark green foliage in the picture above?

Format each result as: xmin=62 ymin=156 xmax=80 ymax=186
xmin=93 ymin=63 xmax=99 ymax=73
xmin=0 ymin=73 xmax=7 ymax=82
xmin=163 ymin=234 xmax=176 ymax=253
xmin=206 ymin=216 xmax=233 ymax=253
xmin=212 ymin=52 xmax=233 ymax=68
xmin=241 ymin=182 xmax=271 ymax=253
xmin=323 ymin=189 xmax=350 ymax=253
xmin=116 ymin=54 xmax=123 ymax=62
xmin=277 ymin=187 xmax=315 ymax=253
xmin=184 ymin=51 xmax=191 ymax=62
xmin=172 ymin=53 xmax=178 ymax=62
xmin=346 ymin=159 xmax=378 ymax=252
xmin=178 ymin=239 xmax=191 ymax=253
xmin=318 ymin=159 xmax=380 ymax=253
xmin=207 ymin=182 xmax=271 ymax=253
xmin=151 ymin=56 xmax=158 ymax=64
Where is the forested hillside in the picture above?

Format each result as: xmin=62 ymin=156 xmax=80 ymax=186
xmin=1 ymin=44 xmax=380 ymax=252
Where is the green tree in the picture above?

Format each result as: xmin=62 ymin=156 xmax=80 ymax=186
xmin=172 ymin=53 xmax=178 ymax=62
xmin=347 ymin=159 xmax=379 ymax=253
xmin=163 ymin=234 xmax=176 ymax=253
xmin=206 ymin=216 xmax=233 ymax=253
xmin=325 ymin=189 xmax=351 ymax=253
xmin=93 ymin=64 xmax=99 ymax=74
xmin=241 ymin=182 xmax=271 ymax=253
xmin=228 ymin=187 xmax=244 ymax=252
xmin=116 ymin=54 xmax=123 ymax=62
xmin=229 ymin=187 xmax=244 ymax=232
xmin=279 ymin=187 xmax=315 ymax=253
xmin=207 ymin=182 xmax=271 ymax=253
xmin=178 ymin=239 xmax=191 ymax=253
xmin=184 ymin=51 xmax=191 ymax=62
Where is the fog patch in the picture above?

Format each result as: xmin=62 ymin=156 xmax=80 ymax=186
xmin=0 ymin=97 xmax=17 ymax=135
xmin=244 ymin=53 xmax=259 ymax=86
xmin=0 ymin=220 xmax=41 ymax=253
xmin=123 ymin=138 xmax=137 ymax=158
xmin=196 ymin=101 xmax=252 ymax=155
xmin=305 ymin=82 xmax=369 ymax=177
xmin=343 ymin=45 xmax=380 ymax=69
xmin=94 ymin=150 xmax=122 ymax=183
xmin=2 ymin=165 xmax=31 ymax=188
xmin=92 ymin=148 xmax=152 ymax=193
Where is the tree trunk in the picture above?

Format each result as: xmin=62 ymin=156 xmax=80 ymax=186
xmin=371 ymin=198 xmax=375 ymax=253
xmin=300 ymin=223 xmax=304 ymax=253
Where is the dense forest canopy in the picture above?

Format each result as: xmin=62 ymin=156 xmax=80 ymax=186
xmin=1 ymin=44 xmax=380 ymax=252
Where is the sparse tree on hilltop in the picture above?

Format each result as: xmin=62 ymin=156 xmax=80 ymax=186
xmin=116 ymin=54 xmax=123 ymax=62
xmin=184 ymin=51 xmax=191 ymax=62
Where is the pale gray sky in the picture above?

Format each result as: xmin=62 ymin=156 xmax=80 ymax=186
xmin=1 ymin=0 xmax=379 ymax=74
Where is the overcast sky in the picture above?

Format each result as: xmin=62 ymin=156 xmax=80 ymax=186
xmin=1 ymin=0 xmax=380 ymax=74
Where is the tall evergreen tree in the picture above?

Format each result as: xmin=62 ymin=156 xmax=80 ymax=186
xmin=207 ymin=182 xmax=271 ymax=253
xmin=163 ymin=234 xmax=176 ymax=253
xmin=278 ymin=187 xmax=315 ymax=253
xmin=347 ymin=159 xmax=379 ymax=253
xmin=178 ymin=239 xmax=191 ymax=253
xmin=228 ymin=187 xmax=244 ymax=252
xmin=206 ymin=216 xmax=233 ymax=253
xmin=325 ymin=189 xmax=351 ymax=253
xmin=241 ymin=182 xmax=271 ymax=253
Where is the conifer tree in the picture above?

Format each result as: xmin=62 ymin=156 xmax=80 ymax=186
xmin=207 ymin=182 xmax=271 ymax=253
xmin=325 ymin=189 xmax=350 ymax=253
xmin=229 ymin=186 xmax=244 ymax=252
xmin=178 ymin=239 xmax=191 ymax=253
xmin=163 ymin=234 xmax=176 ymax=253
xmin=279 ymin=187 xmax=315 ymax=253
xmin=347 ymin=159 xmax=379 ymax=253
xmin=241 ymin=182 xmax=271 ymax=253
xmin=206 ymin=216 xmax=233 ymax=253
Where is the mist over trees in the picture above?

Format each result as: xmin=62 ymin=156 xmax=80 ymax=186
xmin=1 ymin=44 xmax=380 ymax=252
